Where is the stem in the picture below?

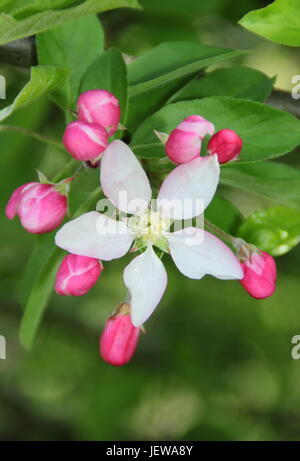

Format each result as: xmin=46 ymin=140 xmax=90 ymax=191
xmin=73 ymin=187 xmax=102 ymax=218
xmin=0 ymin=125 xmax=65 ymax=150
xmin=52 ymin=159 xmax=78 ymax=182
xmin=72 ymin=162 xmax=85 ymax=177
xmin=204 ymin=218 xmax=238 ymax=246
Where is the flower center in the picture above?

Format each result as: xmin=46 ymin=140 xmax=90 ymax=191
xmin=128 ymin=210 xmax=172 ymax=251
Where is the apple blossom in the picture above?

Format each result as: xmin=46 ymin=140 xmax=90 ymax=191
xmin=55 ymin=140 xmax=243 ymax=327
xmin=240 ymin=250 xmax=277 ymax=299
xmin=100 ymin=303 xmax=140 ymax=366
xmin=77 ymin=89 xmax=121 ymax=137
xmin=63 ymin=120 xmax=108 ymax=162
xmin=208 ymin=128 xmax=243 ymax=164
xmin=165 ymin=115 xmax=215 ymax=164
xmin=55 ymin=254 xmax=103 ymax=296
xmin=6 ymin=181 xmax=69 ymax=234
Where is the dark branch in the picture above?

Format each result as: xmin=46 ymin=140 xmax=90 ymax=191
xmin=266 ymin=89 xmax=300 ymax=119
xmin=0 ymin=37 xmax=37 ymax=68
xmin=0 ymin=38 xmax=299 ymax=118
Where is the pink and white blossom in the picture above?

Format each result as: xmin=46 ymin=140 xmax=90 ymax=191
xmin=63 ymin=120 xmax=108 ymax=162
xmin=240 ymin=250 xmax=276 ymax=299
xmin=165 ymin=115 xmax=215 ymax=164
xmin=100 ymin=303 xmax=140 ymax=366
xmin=77 ymin=89 xmax=121 ymax=137
xmin=55 ymin=254 xmax=103 ymax=296
xmin=6 ymin=182 xmax=68 ymax=234
xmin=55 ymin=140 xmax=243 ymax=326
xmin=208 ymin=128 xmax=243 ymax=164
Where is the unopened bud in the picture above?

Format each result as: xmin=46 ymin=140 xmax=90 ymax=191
xmin=240 ymin=250 xmax=277 ymax=299
xmin=208 ymin=129 xmax=242 ymax=164
xmin=63 ymin=120 xmax=108 ymax=162
xmin=77 ymin=89 xmax=121 ymax=137
xmin=165 ymin=115 xmax=215 ymax=164
xmin=5 ymin=182 xmax=68 ymax=234
xmin=55 ymin=254 xmax=103 ymax=296
xmin=100 ymin=303 xmax=140 ymax=366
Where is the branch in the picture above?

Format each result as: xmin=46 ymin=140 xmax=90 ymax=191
xmin=266 ymin=89 xmax=300 ymax=119
xmin=0 ymin=38 xmax=299 ymax=118
xmin=0 ymin=37 xmax=37 ymax=68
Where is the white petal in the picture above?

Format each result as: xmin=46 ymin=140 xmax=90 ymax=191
xmin=100 ymin=140 xmax=151 ymax=215
xmin=123 ymin=246 xmax=168 ymax=326
xmin=158 ymin=155 xmax=220 ymax=220
xmin=55 ymin=211 xmax=134 ymax=261
xmin=166 ymin=227 xmax=243 ymax=280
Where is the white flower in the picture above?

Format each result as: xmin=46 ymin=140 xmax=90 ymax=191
xmin=55 ymin=140 xmax=243 ymax=326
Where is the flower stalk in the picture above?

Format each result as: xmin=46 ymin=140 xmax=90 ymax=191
xmin=204 ymin=218 xmax=241 ymax=248
xmin=0 ymin=124 xmax=65 ymax=150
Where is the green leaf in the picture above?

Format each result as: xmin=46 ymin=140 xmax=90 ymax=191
xmin=128 ymin=42 xmax=244 ymax=95
xmin=20 ymin=233 xmax=58 ymax=306
xmin=0 ymin=65 xmax=67 ymax=122
xmin=130 ymin=97 xmax=300 ymax=162
xmin=237 ymin=207 xmax=300 ymax=256
xmin=205 ymin=195 xmax=243 ymax=233
xmin=80 ymin=48 xmax=128 ymax=124
xmin=5 ymin=1 xmax=77 ymax=18
xmin=19 ymin=247 xmax=64 ymax=350
xmin=37 ymin=15 xmax=104 ymax=109
xmin=170 ymin=66 xmax=275 ymax=103
xmin=126 ymin=42 xmax=245 ymax=131
xmin=0 ymin=0 xmax=141 ymax=46
xmin=221 ymin=161 xmax=300 ymax=210
xmin=239 ymin=0 xmax=300 ymax=47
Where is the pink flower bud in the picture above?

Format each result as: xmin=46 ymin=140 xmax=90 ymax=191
xmin=165 ymin=115 xmax=215 ymax=164
xmin=77 ymin=90 xmax=121 ymax=137
xmin=100 ymin=304 xmax=140 ymax=366
xmin=63 ymin=120 xmax=108 ymax=162
xmin=55 ymin=254 xmax=103 ymax=296
xmin=240 ymin=251 xmax=277 ymax=299
xmin=5 ymin=182 xmax=68 ymax=234
xmin=208 ymin=129 xmax=242 ymax=164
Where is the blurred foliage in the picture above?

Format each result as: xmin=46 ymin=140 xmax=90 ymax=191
xmin=238 ymin=207 xmax=300 ymax=256
xmin=1 ymin=0 xmax=300 ymax=442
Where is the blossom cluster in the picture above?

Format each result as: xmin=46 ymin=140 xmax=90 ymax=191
xmin=63 ymin=90 xmax=120 ymax=165
xmin=6 ymin=89 xmax=277 ymax=366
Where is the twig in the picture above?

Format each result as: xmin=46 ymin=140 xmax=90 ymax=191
xmin=0 ymin=124 xmax=65 ymax=150
xmin=204 ymin=218 xmax=238 ymax=246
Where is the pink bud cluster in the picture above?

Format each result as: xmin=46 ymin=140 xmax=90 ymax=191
xmin=5 ymin=180 xmax=70 ymax=234
xmin=63 ymin=90 xmax=121 ymax=163
xmin=100 ymin=303 xmax=141 ymax=366
xmin=164 ymin=115 xmax=243 ymax=165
